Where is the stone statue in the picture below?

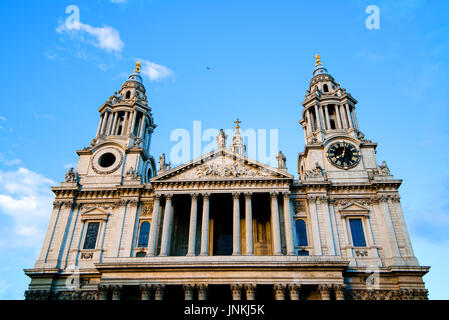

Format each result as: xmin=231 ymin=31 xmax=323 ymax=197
xmin=65 ymin=168 xmax=78 ymax=183
xmin=377 ymin=160 xmax=390 ymax=175
xmin=216 ymin=129 xmax=227 ymax=148
xmin=159 ymin=153 xmax=171 ymax=172
xmin=276 ymin=151 xmax=286 ymax=169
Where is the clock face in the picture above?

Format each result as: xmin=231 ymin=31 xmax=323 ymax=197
xmin=327 ymin=142 xmax=361 ymax=169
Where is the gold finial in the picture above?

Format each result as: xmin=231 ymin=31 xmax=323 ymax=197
xmin=234 ymin=118 xmax=241 ymax=129
xmin=135 ymin=61 xmax=141 ymax=73
xmin=315 ymin=54 xmax=322 ymax=66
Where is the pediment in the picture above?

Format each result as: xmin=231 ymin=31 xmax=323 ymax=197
xmin=151 ymin=149 xmax=293 ymax=182
xmin=81 ymin=207 xmax=110 ymax=221
xmin=338 ymin=203 xmax=370 ymax=216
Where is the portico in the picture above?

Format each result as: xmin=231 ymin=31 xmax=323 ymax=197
xmin=147 ymin=149 xmax=296 ymax=258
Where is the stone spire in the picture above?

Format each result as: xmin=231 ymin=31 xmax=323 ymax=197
xmin=230 ymin=118 xmax=246 ymax=155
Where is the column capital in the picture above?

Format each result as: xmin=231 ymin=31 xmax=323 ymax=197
xmin=244 ymin=192 xmax=253 ymax=198
xmin=270 ymin=191 xmax=279 ymax=197
xmin=190 ymin=192 xmax=199 ymax=200
xmin=282 ymin=191 xmax=291 ymax=198
xmin=232 ymin=192 xmax=241 ymax=199
xmin=164 ymin=193 xmax=173 ymax=200
xmin=153 ymin=193 xmax=162 ymax=200
xmin=202 ymin=192 xmax=211 ymax=199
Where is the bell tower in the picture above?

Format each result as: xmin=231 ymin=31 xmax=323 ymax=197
xmin=298 ymin=55 xmax=380 ymax=183
xmin=75 ymin=62 xmax=157 ymax=186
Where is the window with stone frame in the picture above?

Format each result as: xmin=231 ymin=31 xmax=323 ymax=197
xmin=295 ymin=219 xmax=308 ymax=247
xmin=83 ymin=222 xmax=100 ymax=250
xmin=137 ymin=221 xmax=151 ymax=247
xmin=349 ymin=218 xmax=367 ymax=247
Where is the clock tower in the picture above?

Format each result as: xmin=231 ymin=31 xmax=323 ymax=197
xmin=298 ymin=55 xmax=379 ymax=183
xmin=77 ymin=61 xmax=157 ymax=186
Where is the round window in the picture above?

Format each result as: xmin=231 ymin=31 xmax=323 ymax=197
xmin=98 ymin=153 xmax=116 ymax=168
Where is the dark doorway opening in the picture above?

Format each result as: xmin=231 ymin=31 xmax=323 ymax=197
xmin=211 ymin=194 xmax=233 ymax=256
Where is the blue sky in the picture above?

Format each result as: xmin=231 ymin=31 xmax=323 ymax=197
xmin=0 ymin=0 xmax=448 ymax=299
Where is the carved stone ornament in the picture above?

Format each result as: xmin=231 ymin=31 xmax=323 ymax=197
xmin=125 ymin=166 xmax=142 ymax=181
xmin=292 ymin=200 xmax=306 ymax=215
xmin=304 ymin=162 xmax=326 ymax=179
xmin=141 ymin=203 xmax=153 ymax=217
xmin=195 ymin=162 xmax=271 ymax=179
xmin=334 ymin=198 xmax=374 ymax=208
xmin=80 ymin=252 xmax=94 ymax=259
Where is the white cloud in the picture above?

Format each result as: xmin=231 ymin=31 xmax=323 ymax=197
xmin=0 ymin=168 xmax=55 ymax=247
xmin=0 ymin=116 xmax=6 ymax=121
xmin=138 ymin=58 xmax=174 ymax=81
xmin=56 ymin=21 xmax=124 ymax=54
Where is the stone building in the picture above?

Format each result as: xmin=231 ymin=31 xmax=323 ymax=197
xmin=24 ymin=57 xmax=429 ymax=300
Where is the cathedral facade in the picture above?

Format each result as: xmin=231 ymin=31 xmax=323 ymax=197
xmin=24 ymin=58 xmax=429 ymax=300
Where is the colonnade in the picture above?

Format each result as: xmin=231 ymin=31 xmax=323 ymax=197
xmin=96 ymin=109 xmax=146 ymax=138
xmin=304 ymin=103 xmax=359 ymax=135
xmin=147 ymin=191 xmax=296 ymax=257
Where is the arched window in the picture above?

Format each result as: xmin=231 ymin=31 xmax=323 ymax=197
xmin=125 ymin=90 xmax=131 ymax=99
xmin=138 ymin=221 xmax=150 ymax=247
xmin=323 ymin=84 xmax=329 ymax=92
xmin=295 ymin=219 xmax=308 ymax=247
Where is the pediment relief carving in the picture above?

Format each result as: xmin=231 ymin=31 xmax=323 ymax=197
xmin=152 ymin=150 xmax=292 ymax=182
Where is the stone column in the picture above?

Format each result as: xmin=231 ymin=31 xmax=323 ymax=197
xmin=96 ymin=113 xmax=104 ymax=136
xmin=245 ymin=284 xmax=256 ymax=300
xmin=200 ymin=193 xmax=210 ymax=256
xmin=324 ymin=105 xmax=331 ymax=130
xmin=270 ymin=192 xmax=282 ymax=255
xmin=101 ymin=112 xmax=109 ymax=135
xmin=110 ymin=112 xmax=118 ymax=135
xmin=231 ymin=284 xmax=243 ymax=300
xmin=345 ymin=104 xmax=353 ymax=128
xmin=378 ymin=196 xmax=402 ymax=264
xmin=334 ymin=284 xmax=345 ymax=300
xmin=148 ymin=194 xmax=161 ymax=256
xmin=334 ymin=105 xmax=342 ymax=129
xmin=232 ymin=192 xmax=241 ymax=255
xmin=183 ymin=284 xmax=195 ymax=300
xmin=111 ymin=285 xmax=122 ymax=300
xmin=154 ymin=284 xmax=165 ymax=301
xmin=138 ymin=117 xmax=145 ymax=138
xmin=288 ymin=284 xmax=300 ymax=300
xmin=140 ymin=284 xmax=152 ymax=300
xmin=274 ymin=284 xmax=286 ymax=300
xmin=122 ymin=112 xmax=129 ymax=135
xmin=187 ymin=193 xmax=199 ymax=256
xmin=308 ymin=197 xmax=322 ymax=255
xmin=319 ymin=105 xmax=326 ymax=130
xmin=244 ymin=192 xmax=254 ymax=255
xmin=351 ymin=108 xmax=359 ymax=130
xmin=129 ymin=111 xmax=137 ymax=135
xmin=314 ymin=105 xmax=322 ymax=130
xmin=339 ymin=105 xmax=348 ymax=129
xmin=318 ymin=285 xmax=331 ymax=300
xmin=282 ymin=192 xmax=295 ymax=255
xmin=198 ymin=284 xmax=208 ymax=300
xmin=159 ymin=194 xmax=173 ymax=256
xmin=305 ymin=110 xmax=312 ymax=134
